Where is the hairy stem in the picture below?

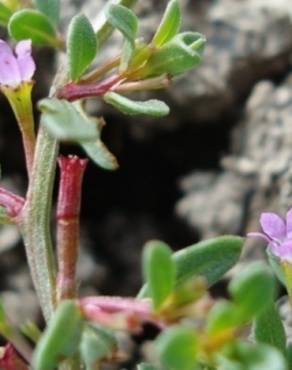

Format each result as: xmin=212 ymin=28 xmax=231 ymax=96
xmin=20 ymin=126 xmax=58 ymax=322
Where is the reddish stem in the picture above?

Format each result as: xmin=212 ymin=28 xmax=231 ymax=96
xmin=56 ymin=155 xmax=88 ymax=302
xmin=0 ymin=344 xmax=29 ymax=370
xmin=56 ymin=75 xmax=122 ymax=102
xmin=0 ymin=187 xmax=25 ymax=218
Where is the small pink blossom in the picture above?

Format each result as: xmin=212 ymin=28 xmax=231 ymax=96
xmin=248 ymin=208 xmax=292 ymax=263
xmin=0 ymin=39 xmax=35 ymax=88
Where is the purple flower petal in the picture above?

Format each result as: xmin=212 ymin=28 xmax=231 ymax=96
xmin=286 ymin=208 xmax=292 ymax=238
xmin=247 ymin=232 xmax=271 ymax=243
xmin=270 ymin=240 xmax=292 ymax=263
xmin=15 ymin=40 xmax=35 ymax=81
xmin=260 ymin=212 xmax=286 ymax=240
xmin=0 ymin=40 xmax=21 ymax=87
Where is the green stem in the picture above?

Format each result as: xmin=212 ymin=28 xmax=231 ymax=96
xmin=2 ymin=82 xmax=36 ymax=178
xmin=20 ymin=126 xmax=58 ymax=322
xmin=283 ymin=261 xmax=292 ymax=306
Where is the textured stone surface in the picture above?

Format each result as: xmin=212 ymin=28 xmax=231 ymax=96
xmin=177 ymin=73 xmax=292 ymax=252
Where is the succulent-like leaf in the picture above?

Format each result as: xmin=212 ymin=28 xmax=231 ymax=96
xmin=218 ymin=342 xmax=287 ymax=370
xmin=81 ymin=140 xmax=119 ymax=171
xmin=143 ymin=32 xmax=206 ymax=77
xmin=143 ymin=240 xmax=176 ymax=310
xmin=105 ymin=4 xmax=138 ymax=70
xmin=32 ymin=300 xmax=83 ymax=370
xmin=207 ymin=300 xmax=238 ymax=334
xmin=104 ymin=92 xmax=170 ymax=117
xmin=8 ymin=9 xmax=60 ymax=47
xmin=156 ymin=326 xmax=198 ymax=370
xmin=105 ymin=4 xmax=137 ymax=43
xmin=229 ymin=262 xmax=275 ymax=320
xmin=139 ymin=236 xmax=244 ymax=298
xmin=253 ymin=303 xmax=286 ymax=354
xmin=153 ymin=0 xmax=181 ymax=47
xmin=67 ymin=14 xmax=98 ymax=81
xmin=80 ymin=325 xmax=116 ymax=368
xmin=39 ymin=98 xmax=99 ymax=142
xmin=0 ymin=3 xmax=12 ymax=26
xmin=33 ymin=0 xmax=60 ymax=26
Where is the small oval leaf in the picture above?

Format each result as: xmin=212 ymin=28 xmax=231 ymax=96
xmin=144 ymin=32 xmax=206 ymax=77
xmin=81 ymin=140 xmax=119 ymax=171
xmin=143 ymin=240 xmax=176 ymax=310
xmin=67 ymin=14 xmax=98 ymax=81
xmin=218 ymin=342 xmax=287 ymax=370
xmin=32 ymin=300 xmax=83 ymax=370
xmin=0 ymin=3 xmax=12 ymax=26
xmin=39 ymin=98 xmax=99 ymax=142
xmin=80 ymin=325 xmax=116 ymax=368
xmin=104 ymin=92 xmax=170 ymax=117
xmin=8 ymin=9 xmax=60 ymax=47
xmin=153 ymin=0 xmax=181 ymax=47
xmin=33 ymin=0 xmax=60 ymax=26
xmin=253 ymin=303 xmax=286 ymax=354
xmin=105 ymin=4 xmax=138 ymax=70
xmin=156 ymin=326 xmax=198 ymax=370
xmin=229 ymin=262 xmax=275 ymax=320
xmin=138 ymin=236 xmax=244 ymax=298
xmin=105 ymin=4 xmax=138 ymax=43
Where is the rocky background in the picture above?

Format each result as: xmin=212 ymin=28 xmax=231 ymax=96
xmin=0 ymin=0 xmax=292 ymax=332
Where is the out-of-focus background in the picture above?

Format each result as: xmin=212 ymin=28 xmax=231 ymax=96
xmin=1 ymin=0 xmax=292 ymax=324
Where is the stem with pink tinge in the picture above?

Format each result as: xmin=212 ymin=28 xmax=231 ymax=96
xmin=56 ymin=155 xmax=88 ymax=302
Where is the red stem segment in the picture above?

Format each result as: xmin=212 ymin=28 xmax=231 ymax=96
xmin=0 ymin=344 xmax=29 ymax=370
xmin=56 ymin=75 xmax=122 ymax=102
xmin=56 ymin=156 xmax=88 ymax=302
xmin=0 ymin=187 xmax=25 ymax=218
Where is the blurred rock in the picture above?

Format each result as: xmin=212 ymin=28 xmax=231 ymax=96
xmin=177 ymin=73 xmax=292 ymax=248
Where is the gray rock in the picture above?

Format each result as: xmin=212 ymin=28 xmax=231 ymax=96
xmin=176 ymin=73 xmax=292 ymax=245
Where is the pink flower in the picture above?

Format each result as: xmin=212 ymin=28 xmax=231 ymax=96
xmin=248 ymin=209 xmax=292 ymax=263
xmin=0 ymin=39 xmax=35 ymax=88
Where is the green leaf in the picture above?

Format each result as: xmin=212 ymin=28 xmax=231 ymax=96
xmin=218 ymin=342 xmax=287 ymax=370
xmin=143 ymin=240 xmax=176 ymax=310
xmin=267 ymin=248 xmax=286 ymax=286
xmin=229 ymin=262 xmax=275 ymax=320
xmin=67 ymin=14 xmax=98 ymax=81
xmin=33 ymin=0 xmax=60 ymax=26
xmin=39 ymin=98 xmax=99 ymax=142
xmin=0 ymin=3 xmax=12 ymax=26
xmin=81 ymin=140 xmax=119 ymax=171
xmin=105 ymin=4 xmax=137 ymax=43
xmin=8 ymin=9 xmax=60 ymax=47
xmin=0 ymin=206 xmax=12 ymax=225
xmin=143 ymin=32 xmax=206 ymax=77
xmin=253 ymin=303 xmax=286 ymax=354
xmin=138 ymin=236 xmax=244 ymax=298
xmin=153 ymin=0 xmax=181 ymax=47
xmin=80 ymin=325 xmax=116 ymax=368
xmin=207 ymin=300 xmax=238 ymax=334
xmin=104 ymin=92 xmax=170 ymax=117
xmin=156 ymin=326 xmax=198 ymax=370
xmin=105 ymin=4 xmax=138 ymax=70
xmin=32 ymin=300 xmax=83 ymax=370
